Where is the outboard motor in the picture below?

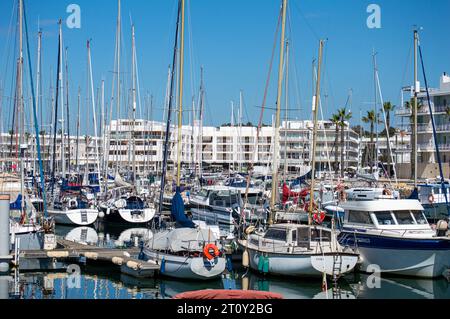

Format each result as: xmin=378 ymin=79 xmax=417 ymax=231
xmin=436 ymin=220 xmax=448 ymax=237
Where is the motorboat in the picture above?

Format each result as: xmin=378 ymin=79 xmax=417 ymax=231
xmin=337 ymin=199 xmax=450 ymax=278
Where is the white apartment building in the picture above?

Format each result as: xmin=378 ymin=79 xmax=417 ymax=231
xmin=105 ymin=119 xmax=360 ymax=175
xmin=395 ymin=73 xmax=450 ymax=178
xmin=0 ymin=133 xmax=101 ymax=173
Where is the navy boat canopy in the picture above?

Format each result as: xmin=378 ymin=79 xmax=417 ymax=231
xmin=171 ymin=187 xmax=195 ymax=228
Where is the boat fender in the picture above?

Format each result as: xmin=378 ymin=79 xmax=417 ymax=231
xmin=262 ymin=256 xmax=269 ymax=274
xmin=84 ymin=252 xmax=98 ymax=260
xmin=203 ymin=244 xmax=220 ymax=260
xmin=126 ymin=261 xmax=141 ymax=271
xmin=112 ymin=257 xmax=124 ymax=265
xmin=242 ymin=249 xmax=249 ymax=268
xmin=257 ymin=255 xmax=264 ymax=272
xmin=226 ymin=255 xmax=233 ymax=272
xmin=98 ymin=211 xmax=105 ymax=219
xmin=106 ymin=208 xmax=111 ymax=215
xmin=245 ymin=225 xmax=256 ymax=235
xmin=47 ymin=251 xmax=69 ymax=258
xmin=161 ymin=257 xmax=166 ymax=274
xmin=242 ymin=276 xmax=249 ymax=290
xmin=436 ymin=220 xmax=448 ymax=237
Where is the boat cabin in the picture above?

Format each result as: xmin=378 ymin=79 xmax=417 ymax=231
xmin=340 ymin=200 xmax=434 ymax=235
xmin=250 ymin=224 xmax=334 ymax=252
xmin=191 ymin=186 xmax=242 ymax=208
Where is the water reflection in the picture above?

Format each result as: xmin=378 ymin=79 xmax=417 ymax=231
xmin=7 ymin=223 xmax=449 ymax=299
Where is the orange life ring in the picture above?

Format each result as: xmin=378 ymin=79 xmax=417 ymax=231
xmin=428 ymin=194 xmax=435 ymax=204
xmin=203 ymin=244 xmax=220 ymax=260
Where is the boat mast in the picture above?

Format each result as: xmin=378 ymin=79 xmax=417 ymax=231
xmin=412 ymin=29 xmax=418 ymax=188
xmin=65 ymin=47 xmax=70 ymax=173
xmin=18 ymin=0 xmax=24 ymax=215
xmin=131 ymin=24 xmax=137 ymax=188
xmin=87 ymin=40 xmax=101 ymax=181
xmin=76 ymin=87 xmax=80 ymax=171
xmin=269 ymin=0 xmax=287 ymax=224
xmin=176 ymin=0 xmax=186 ymax=188
xmin=59 ymin=21 xmax=65 ymax=179
xmin=34 ymin=29 xmax=42 ymax=180
xmin=283 ymin=40 xmax=289 ymax=180
xmin=115 ymin=0 xmax=121 ymax=176
xmin=308 ymin=40 xmax=325 ymax=225
xmin=198 ymin=67 xmax=204 ymax=180
xmin=158 ymin=0 xmax=182 ymax=216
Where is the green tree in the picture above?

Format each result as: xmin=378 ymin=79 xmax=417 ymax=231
xmin=338 ymin=108 xmax=352 ymax=178
xmin=382 ymin=102 xmax=395 ymax=135
xmin=362 ymin=110 xmax=377 ymax=173
xmin=330 ymin=113 xmax=340 ymax=174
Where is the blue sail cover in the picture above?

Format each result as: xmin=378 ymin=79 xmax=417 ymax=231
xmin=290 ymin=170 xmax=312 ymax=188
xmin=10 ymin=194 xmax=22 ymax=210
xmin=171 ymin=187 xmax=195 ymax=228
xmin=408 ymin=187 xmax=419 ymax=200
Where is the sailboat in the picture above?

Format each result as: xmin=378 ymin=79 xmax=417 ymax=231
xmin=98 ymin=3 xmax=156 ymax=225
xmin=239 ymin=1 xmax=359 ymax=278
xmin=46 ymin=23 xmax=100 ymax=226
xmin=143 ymin=0 xmax=226 ymax=280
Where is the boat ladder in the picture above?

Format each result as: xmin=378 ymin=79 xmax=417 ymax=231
xmin=332 ymin=255 xmax=343 ymax=279
xmin=81 ymin=210 xmax=88 ymax=223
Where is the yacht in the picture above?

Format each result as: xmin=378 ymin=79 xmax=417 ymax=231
xmin=337 ymin=199 xmax=450 ymax=278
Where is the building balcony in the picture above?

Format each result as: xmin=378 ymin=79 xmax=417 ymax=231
xmin=396 ymin=104 xmax=448 ymax=117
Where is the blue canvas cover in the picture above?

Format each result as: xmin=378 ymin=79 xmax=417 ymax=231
xmin=171 ymin=187 xmax=195 ymax=228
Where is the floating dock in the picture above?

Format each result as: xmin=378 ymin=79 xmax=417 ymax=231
xmin=11 ymin=238 xmax=160 ymax=278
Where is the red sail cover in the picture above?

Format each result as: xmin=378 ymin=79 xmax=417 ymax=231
xmin=282 ymin=183 xmax=309 ymax=204
xmin=173 ymin=290 xmax=283 ymax=300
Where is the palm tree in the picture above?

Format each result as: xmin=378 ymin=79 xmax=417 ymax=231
xmin=383 ymin=102 xmax=395 ymax=133
xmin=330 ymin=113 xmax=340 ymax=174
xmin=362 ymin=110 xmax=377 ymax=173
xmin=338 ymin=108 xmax=352 ymax=178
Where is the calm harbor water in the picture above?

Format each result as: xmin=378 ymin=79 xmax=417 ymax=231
xmin=1 ymin=224 xmax=449 ymax=299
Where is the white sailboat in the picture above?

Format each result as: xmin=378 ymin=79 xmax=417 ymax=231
xmin=144 ymin=228 xmax=226 ymax=280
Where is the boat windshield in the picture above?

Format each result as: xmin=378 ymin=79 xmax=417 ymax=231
xmin=411 ymin=211 xmax=429 ymax=225
xmin=374 ymin=211 xmax=395 ymax=225
xmin=264 ymin=228 xmax=287 ymax=241
xmin=245 ymin=193 xmax=261 ymax=205
xmin=196 ymin=189 xmax=209 ymax=198
xmin=393 ymin=211 xmax=416 ymax=225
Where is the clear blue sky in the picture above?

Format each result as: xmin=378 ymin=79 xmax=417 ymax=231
xmin=1 ymin=0 xmax=449 ymax=135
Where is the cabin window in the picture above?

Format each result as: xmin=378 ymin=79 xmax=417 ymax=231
xmin=291 ymin=230 xmax=297 ymax=243
xmin=394 ymin=211 xmax=416 ymax=225
xmin=264 ymin=228 xmax=287 ymax=241
xmin=197 ymin=189 xmax=209 ymax=198
xmin=297 ymin=228 xmax=310 ymax=247
xmin=310 ymin=228 xmax=331 ymax=242
xmin=348 ymin=211 xmax=373 ymax=224
xmin=412 ymin=211 xmax=428 ymax=225
xmin=374 ymin=211 xmax=396 ymax=225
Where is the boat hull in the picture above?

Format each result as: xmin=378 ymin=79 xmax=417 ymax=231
xmin=338 ymin=231 xmax=450 ymax=278
xmin=143 ymin=249 xmax=226 ymax=280
xmin=245 ymin=245 xmax=358 ymax=277
xmin=47 ymin=208 xmax=99 ymax=226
